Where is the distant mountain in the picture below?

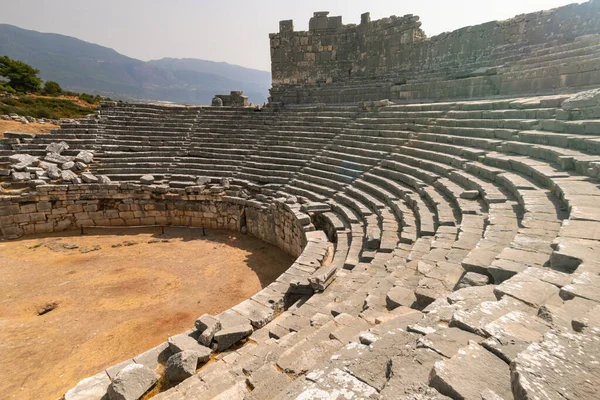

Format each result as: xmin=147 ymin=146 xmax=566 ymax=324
xmin=0 ymin=24 xmax=271 ymax=104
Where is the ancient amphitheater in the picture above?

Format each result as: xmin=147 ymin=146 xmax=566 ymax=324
xmin=2 ymin=2 xmax=600 ymax=399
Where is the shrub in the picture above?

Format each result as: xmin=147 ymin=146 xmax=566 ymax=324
xmin=0 ymin=56 xmax=42 ymax=93
xmin=43 ymin=81 xmax=63 ymax=96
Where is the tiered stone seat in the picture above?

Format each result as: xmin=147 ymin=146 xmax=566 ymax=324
xmin=3 ymin=87 xmax=600 ymax=399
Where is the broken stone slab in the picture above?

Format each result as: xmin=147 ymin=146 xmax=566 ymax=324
xmin=60 ymin=169 xmax=78 ymax=183
xmin=560 ymin=271 xmax=600 ymax=303
xmin=165 ymin=351 xmax=199 ymax=383
xmin=8 ymin=154 xmax=39 ymax=170
xmin=232 ymin=299 xmax=274 ymax=329
xmin=140 ymin=174 xmax=155 ymax=184
xmin=195 ymin=314 xmax=222 ymax=347
xmin=481 ymin=310 xmax=551 ymax=363
xmin=308 ymin=266 xmax=337 ymax=291
xmin=167 ymin=333 xmax=212 ymax=360
xmin=196 ymin=176 xmax=211 ymax=185
xmin=457 ymin=272 xmax=490 ymax=289
xmin=511 ymin=330 xmax=600 ymax=400
xmin=302 ymin=368 xmax=378 ymax=399
xmin=429 ymin=342 xmax=512 ymax=399
xmin=75 ymin=150 xmax=94 ymax=164
xmin=417 ymin=327 xmax=481 ymax=358
xmin=62 ymin=161 xmax=75 ymax=170
xmin=98 ymin=175 xmax=111 ymax=184
xmin=107 ymin=364 xmax=159 ymax=400
xmin=572 ymin=304 xmax=600 ymax=333
xmin=81 ymin=172 xmax=99 ymax=183
xmin=45 ymin=141 xmax=69 ymax=154
xmin=450 ymin=296 xmax=532 ymax=336
xmin=538 ymin=295 xmax=598 ymax=331
xmin=75 ymin=161 xmax=87 ymax=170
xmin=64 ymin=372 xmax=111 ymax=400
xmin=12 ymin=171 xmax=31 ymax=181
xmin=562 ymin=87 xmax=600 ymax=111
xmin=494 ymin=273 xmax=559 ymax=308
xmin=213 ymin=323 xmax=253 ymax=351
xmin=45 ymin=152 xmax=72 ymax=164
xmin=386 ymin=285 xmax=417 ymax=310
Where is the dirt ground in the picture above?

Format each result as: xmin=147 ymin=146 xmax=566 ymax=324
xmin=0 ymin=227 xmax=294 ymax=400
xmin=0 ymin=120 xmax=58 ymax=137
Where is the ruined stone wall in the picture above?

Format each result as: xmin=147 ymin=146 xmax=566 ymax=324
xmin=0 ymin=183 xmax=306 ymax=258
xmin=271 ymin=12 xmax=423 ymax=87
xmin=270 ymin=1 xmax=600 ymax=104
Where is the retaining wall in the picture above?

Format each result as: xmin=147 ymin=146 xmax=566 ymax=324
xmin=0 ymin=183 xmax=307 ymax=258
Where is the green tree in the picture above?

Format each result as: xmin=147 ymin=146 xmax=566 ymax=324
xmin=0 ymin=56 xmax=42 ymax=93
xmin=43 ymin=80 xmax=62 ymax=96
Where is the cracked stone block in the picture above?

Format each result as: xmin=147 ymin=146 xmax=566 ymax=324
xmin=214 ymin=323 xmax=253 ymax=351
xmin=481 ymin=310 xmax=551 ymax=362
xmin=494 ymin=274 xmax=559 ymax=308
xmin=512 ymin=330 xmax=600 ymax=400
xmin=417 ymin=327 xmax=481 ymax=358
xmin=195 ymin=314 xmax=221 ymax=346
xmin=64 ymin=372 xmax=111 ymax=400
xmin=430 ymin=342 xmax=512 ymax=399
xmin=165 ymin=351 xmax=199 ymax=383
xmin=107 ymin=364 xmax=159 ymax=400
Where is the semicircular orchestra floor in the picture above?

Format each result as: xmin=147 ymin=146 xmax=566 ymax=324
xmin=0 ymin=227 xmax=294 ymax=400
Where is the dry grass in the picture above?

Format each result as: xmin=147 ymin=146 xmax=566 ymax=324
xmin=0 ymin=120 xmax=58 ymax=137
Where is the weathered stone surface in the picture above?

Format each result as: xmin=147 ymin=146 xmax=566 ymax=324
xmin=386 ymin=285 xmax=417 ymax=309
xmin=511 ymin=330 xmax=600 ymax=400
xmin=213 ymin=323 xmax=253 ymax=351
xmin=562 ymin=88 xmax=600 ymax=110
xmin=45 ymin=141 xmax=69 ymax=154
xmin=196 ymin=176 xmax=211 ymax=185
xmin=417 ymin=327 xmax=481 ymax=358
xmin=81 ymin=172 xmax=99 ymax=183
xmin=302 ymin=368 xmax=378 ymax=399
xmin=107 ymin=364 xmax=159 ymax=400
xmin=140 ymin=174 xmax=155 ymax=184
xmin=481 ymin=310 xmax=551 ymax=362
xmin=451 ymin=296 xmax=532 ymax=336
xmin=195 ymin=314 xmax=221 ymax=346
xmin=62 ymin=161 xmax=75 ymax=170
xmin=60 ymin=169 xmax=78 ymax=183
xmin=64 ymin=372 xmax=111 ymax=400
xmin=457 ymin=272 xmax=490 ymax=289
xmin=167 ymin=333 xmax=211 ymax=359
xmin=45 ymin=152 xmax=72 ymax=164
xmin=560 ymin=271 xmax=600 ymax=303
xmin=12 ymin=171 xmax=31 ymax=181
xmin=75 ymin=150 xmax=94 ymax=164
xmin=165 ymin=351 xmax=199 ymax=383
xmin=494 ymin=274 xmax=559 ymax=308
xmin=8 ymin=154 xmax=39 ymax=170
xmin=430 ymin=342 xmax=512 ymax=399
xmin=232 ymin=299 xmax=275 ymax=329
xmin=98 ymin=175 xmax=112 ymax=184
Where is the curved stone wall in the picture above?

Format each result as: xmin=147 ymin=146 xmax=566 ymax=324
xmin=0 ymin=183 xmax=307 ymax=259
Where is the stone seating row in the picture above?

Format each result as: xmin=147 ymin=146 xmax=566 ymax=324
xmin=2 ymin=91 xmax=599 ymax=399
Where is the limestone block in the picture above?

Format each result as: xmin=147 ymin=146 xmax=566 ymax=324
xmin=107 ymin=364 xmax=159 ymax=400
xmin=165 ymin=351 xmax=198 ymax=383
xmin=214 ymin=323 xmax=253 ymax=351
xmin=64 ymin=372 xmax=111 ymax=400
xmin=195 ymin=314 xmax=221 ymax=346
xmin=429 ymin=342 xmax=512 ymax=399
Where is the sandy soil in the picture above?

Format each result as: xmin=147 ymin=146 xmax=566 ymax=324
xmin=0 ymin=120 xmax=58 ymax=137
xmin=0 ymin=227 xmax=294 ymax=400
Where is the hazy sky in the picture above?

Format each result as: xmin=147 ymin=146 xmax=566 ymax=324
xmin=0 ymin=0 xmax=583 ymax=71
